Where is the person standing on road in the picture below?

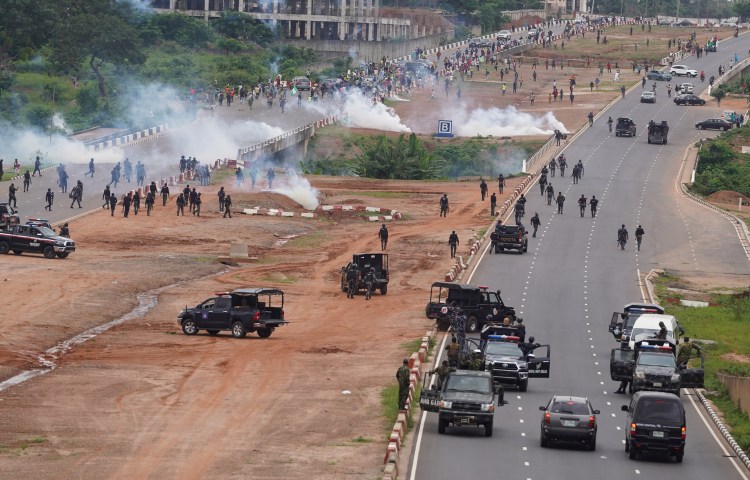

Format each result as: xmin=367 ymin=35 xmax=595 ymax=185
xmin=556 ymin=192 xmax=565 ymax=214
xmin=497 ymin=173 xmax=505 ymax=193
xmin=23 ymin=170 xmax=31 ymax=192
xmin=84 ymin=158 xmax=95 ymax=177
xmin=44 ymin=188 xmax=54 ymax=211
xmin=218 ymin=186 xmax=226 ymax=212
xmin=345 ymin=263 xmax=358 ymax=298
xmin=396 ymin=359 xmax=410 ymax=410
xmin=549 ymin=157 xmax=557 ymax=177
xmin=363 ymin=267 xmax=376 ymax=300
xmin=8 ymin=183 xmax=17 ymax=208
xmin=378 ymin=223 xmax=389 ymax=251
xmin=530 ymin=212 xmax=541 ymax=237
xmin=588 ymin=111 xmax=594 ymax=126
xmin=607 ymin=116 xmax=613 ymax=132
xmin=33 ymin=156 xmax=42 ymax=177
xmin=578 ymin=194 xmax=587 ymax=217
xmin=223 ymin=195 xmax=232 ymax=218
xmin=109 ymin=193 xmax=117 ymax=216
xmin=160 ymin=183 xmax=170 ymax=206
xmin=480 ymin=178 xmax=488 ymax=201
xmin=267 ymin=168 xmax=275 ymax=189
xmin=635 ymin=224 xmax=645 ymax=251
xmin=448 ymin=230 xmax=459 ymax=258
xmin=546 ymin=183 xmax=554 ymax=205
xmin=590 ymin=195 xmax=599 ymax=218
xmin=490 ymin=193 xmax=497 ymax=216
xmin=439 ymin=193 xmax=449 ymax=217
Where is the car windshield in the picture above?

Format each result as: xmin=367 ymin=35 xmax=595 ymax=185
xmin=551 ymin=401 xmax=589 ymax=415
xmin=445 ymin=375 xmax=491 ymax=394
xmin=35 ymin=226 xmax=57 ymax=236
xmin=485 ymin=342 xmax=522 ymax=357
xmin=631 ymin=327 xmax=674 ymax=342
xmin=637 ymin=352 xmax=676 ymax=368
xmin=637 ymin=398 xmax=682 ymax=422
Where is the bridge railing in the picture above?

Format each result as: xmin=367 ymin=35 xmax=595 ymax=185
xmin=236 ymin=114 xmax=339 ymax=162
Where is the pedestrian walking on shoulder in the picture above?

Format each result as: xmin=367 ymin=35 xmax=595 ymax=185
xmin=223 ymin=195 xmax=232 ymax=217
xmin=497 ymin=173 xmax=505 ymax=193
xmin=439 ymin=193 xmax=449 ymax=217
xmin=490 ymin=193 xmax=497 ymax=216
xmin=218 ymin=186 xmax=226 ymax=212
xmin=160 ymin=183 xmax=170 ymax=206
xmin=84 ymin=158 xmax=95 ymax=177
xmin=44 ymin=188 xmax=54 ymax=211
xmin=145 ymin=192 xmax=154 ymax=216
xmin=109 ymin=193 xmax=117 ymax=216
xmin=378 ymin=223 xmax=389 ymax=251
xmin=480 ymin=178 xmax=488 ymax=201
xmin=396 ymin=359 xmax=410 ymax=410
xmin=530 ymin=213 xmax=541 ymax=237
xmin=448 ymin=230 xmax=459 ymax=258
xmin=193 ymin=193 xmax=202 ymax=216
xmin=176 ymin=194 xmax=185 ymax=216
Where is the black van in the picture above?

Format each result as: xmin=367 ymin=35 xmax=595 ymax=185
xmin=621 ymin=391 xmax=686 ymax=462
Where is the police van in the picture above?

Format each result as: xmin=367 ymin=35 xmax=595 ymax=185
xmin=480 ymin=335 xmax=550 ymax=392
xmin=627 ymin=314 xmax=683 ymax=350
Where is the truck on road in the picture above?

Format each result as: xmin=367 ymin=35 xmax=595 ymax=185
xmin=419 ymin=369 xmax=503 ymax=437
xmin=340 ymin=253 xmax=389 ymax=295
xmin=647 ymin=120 xmax=669 ymax=144
xmin=425 ymin=282 xmax=516 ymax=333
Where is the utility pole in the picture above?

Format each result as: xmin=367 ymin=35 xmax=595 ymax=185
xmin=676 ymin=0 xmax=680 ymax=21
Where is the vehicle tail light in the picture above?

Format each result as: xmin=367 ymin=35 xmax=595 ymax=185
xmin=681 ymin=426 xmax=686 ymax=440
xmin=631 ymin=423 xmax=637 ymax=434
xmin=252 ymin=311 xmax=261 ymax=321
xmin=589 ymin=416 xmax=596 ymax=428
xmin=544 ymin=413 xmax=551 ymax=424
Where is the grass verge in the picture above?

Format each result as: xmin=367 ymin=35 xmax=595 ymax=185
xmin=652 ymin=273 xmax=750 ymax=449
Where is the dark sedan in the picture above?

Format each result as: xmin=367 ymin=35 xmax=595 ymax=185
xmin=674 ymin=94 xmax=705 ymax=106
xmin=695 ymin=118 xmax=733 ymax=130
xmin=647 ymin=70 xmax=672 ymax=81
xmin=540 ymin=395 xmax=599 ymax=450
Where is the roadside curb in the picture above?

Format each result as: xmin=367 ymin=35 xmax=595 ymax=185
xmin=382 ymin=328 xmax=436 ymax=480
xmin=643 ymin=269 xmax=750 ymax=473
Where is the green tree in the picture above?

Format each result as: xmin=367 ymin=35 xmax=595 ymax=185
xmin=735 ymin=0 xmax=750 ymax=21
xmin=0 ymin=0 xmax=58 ymax=57
xmin=51 ymin=13 xmax=145 ymax=98
xmin=217 ymin=37 xmax=244 ymax=56
xmin=145 ymin=12 xmax=215 ymax=48
xmin=711 ymin=85 xmax=727 ymax=106
xmin=353 ymin=133 xmax=444 ymax=179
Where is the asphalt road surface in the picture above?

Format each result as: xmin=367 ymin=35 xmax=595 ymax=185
xmin=1 ymin=101 xmax=326 ymax=227
xmin=410 ymin=35 xmax=750 ymax=480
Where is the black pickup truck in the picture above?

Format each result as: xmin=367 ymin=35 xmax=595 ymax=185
xmin=340 ymin=253 xmax=389 ymax=295
xmin=425 ymin=282 xmax=516 ymax=333
xmin=490 ymin=224 xmax=528 ymax=254
xmin=0 ymin=224 xmax=75 ymax=258
xmin=178 ymin=288 xmax=289 ymax=338
xmin=419 ymin=370 xmax=503 ymax=437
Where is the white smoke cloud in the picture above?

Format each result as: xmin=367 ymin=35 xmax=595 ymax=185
xmin=301 ymin=90 xmax=410 ymax=132
xmin=271 ymin=170 xmax=320 ymax=210
xmin=0 ymin=127 xmax=123 ymax=166
xmin=453 ymin=106 xmax=566 ymax=137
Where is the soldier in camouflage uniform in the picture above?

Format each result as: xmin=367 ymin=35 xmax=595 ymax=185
xmin=396 ymin=359 xmax=410 ymax=410
xmin=429 ymin=360 xmax=452 ymax=389
xmin=677 ymin=337 xmax=701 ymax=366
xmin=445 ymin=335 xmax=460 ymax=367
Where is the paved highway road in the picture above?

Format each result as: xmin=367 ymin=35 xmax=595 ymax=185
xmin=1 ymin=101 xmax=326 ymax=227
xmin=410 ymin=34 xmax=750 ymax=480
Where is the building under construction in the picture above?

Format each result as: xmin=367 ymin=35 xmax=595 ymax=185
xmin=149 ymin=1 xmax=454 ymax=42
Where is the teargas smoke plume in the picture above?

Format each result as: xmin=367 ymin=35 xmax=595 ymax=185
xmin=453 ymin=106 xmax=567 ymax=137
xmin=302 ymin=90 xmax=411 ymax=132
xmin=271 ymin=170 xmax=320 ymax=210
xmin=0 ymin=127 xmax=123 ymax=166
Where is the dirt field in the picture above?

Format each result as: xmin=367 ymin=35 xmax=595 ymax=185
xmin=0 ymin=23 xmax=745 ymax=480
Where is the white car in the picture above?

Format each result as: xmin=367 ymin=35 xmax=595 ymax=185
xmin=640 ymin=91 xmax=656 ymax=103
xmin=497 ymin=30 xmax=512 ymax=41
xmin=527 ymin=28 xmax=539 ymax=38
xmin=670 ymin=65 xmax=698 ymax=77
xmin=678 ymin=83 xmax=694 ymax=94
xmin=720 ymin=20 xmax=738 ymax=27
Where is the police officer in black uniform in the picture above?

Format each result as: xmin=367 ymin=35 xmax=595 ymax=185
xmin=448 ymin=230 xmax=459 ymax=258
xmin=378 ymin=223 xmax=389 ymax=251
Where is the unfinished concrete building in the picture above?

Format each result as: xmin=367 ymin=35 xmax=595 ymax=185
xmin=150 ymin=0 xmax=417 ymax=41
